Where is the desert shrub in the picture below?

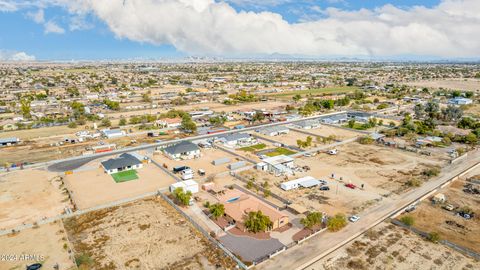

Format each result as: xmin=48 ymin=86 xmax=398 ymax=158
xmin=407 ymin=178 xmax=422 ymax=187
xmin=327 ymin=213 xmax=347 ymax=232
xmin=75 ymin=253 xmax=93 ymax=267
xmin=400 ymin=215 xmax=415 ymax=226
xmin=423 ymin=167 xmax=440 ymax=177
xmin=427 ymin=232 xmax=441 ymax=243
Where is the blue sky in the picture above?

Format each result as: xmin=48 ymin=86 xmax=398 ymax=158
xmin=1 ymin=0 xmax=478 ymax=60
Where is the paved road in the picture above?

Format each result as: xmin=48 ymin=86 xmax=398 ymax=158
xmin=257 ymin=150 xmax=480 ymax=270
xmin=44 ymin=111 xmax=346 ymax=172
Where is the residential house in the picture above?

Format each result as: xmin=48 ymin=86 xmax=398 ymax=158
xmin=294 ymin=119 xmax=321 ymax=130
xmin=102 ymin=129 xmax=126 ymax=139
xmin=218 ymin=189 xmax=289 ymax=231
xmin=216 ymin=133 xmax=256 ymax=148
xmin=257 ymin=126 xmax=289 ymax=136
xmin=163 ymin=141 xmax=201 ymax=160
xmin=320 ymin=113 xmax=348 ymax=124
xmin=280 ymin=176 xmax=321 ymax=191
xmin=347 ymin=111 xmax=373 ymax=123
xmin=156 ymin=117 xmax=182 ymax=128
xmin=101 ymin=153 xmax=143 ymax=174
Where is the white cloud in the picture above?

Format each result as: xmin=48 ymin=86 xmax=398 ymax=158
xmin=26 ymin=9 xmax=44 ymax=23
xmin=44 ymin=20 xmax=65 ymax=34
xmin=69 ymin=14 xmax=93 ymax=31
xmin=0 ymin=50 xmax=36 ymax=61
xmin=2 ymin=0 xmax=480 ymax=58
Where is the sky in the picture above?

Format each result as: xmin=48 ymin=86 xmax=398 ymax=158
xmin=0 ymin=0 xmax=478 ymax=61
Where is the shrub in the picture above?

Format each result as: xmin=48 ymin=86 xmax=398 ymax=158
xmin=358 ymin=136 xmax=374 ymax=145
xmin=427 ymin=232 xmax=441 ymax=243
xmin=407 ymin=178 xmax=422 ymax=187
xmin=400 ymin=215 xmax=415 ymax=226
xmin=75 ymin=253 xmax=93 ymax=267
xmin=327 ymin=213 xmax=347 ymax=232
xmin=423 ymin=167 xmax=440 ymax=177
xmin=301 ymin=212 xmax=323 ymax=228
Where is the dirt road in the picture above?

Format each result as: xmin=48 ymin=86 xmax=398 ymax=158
xmin=258 ymin=150 xmax=480 ymax=270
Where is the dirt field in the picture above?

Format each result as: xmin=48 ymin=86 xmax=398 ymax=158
xmin=153 ymin=147 xmax=243 ymax=179
xmin=63 ymin=197 xmax=236 ymax=269
xmin=0 ymin=222 xmax=75 ymax=270
xmin=0 ymin=169 xmax=71 ymax=230
xmin=238 ymin=142 xmax=446 ymax=215
xmin=400 ymin=172 xmax=480 ymax=253
xmin=405 ymin=79 xmax=480 ymax=91
xmin=253 ymin=130 xmax=316 ymax=149
xmin=297 ymin=143 xmax=446 ymax=195
xmin=64 ymin=163 xmax=174 ymax=209
xmin=314 ymin=222 xmax=480 ymax=270
xmin=290 ymin=125 xmax=362 ymax=141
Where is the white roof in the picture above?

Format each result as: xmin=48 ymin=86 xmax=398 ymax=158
xmin=282 ymin=176 xmax=318 ymax=187
xmin=171 ymin=180 xmax=198 ymax=189
xmin=263 ymin=155 xmax=294 ymax=165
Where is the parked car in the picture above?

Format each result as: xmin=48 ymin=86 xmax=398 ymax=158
xmin=345 ymin=183 xmax=356 ymax=189
xmin=27 ymin=263 xmax=42 ymax=270
xmin=327 ymin=149 xmax=338 ymax=155
xmin=443 ymin=204 xmax=454 ymax=211
xmin=320 ymin=186 xmax=330 ymax=191
xmin=405 ymin=204 xmax=416 ymax=213
xmin=349 ymin=215 xmax=360 ymax=222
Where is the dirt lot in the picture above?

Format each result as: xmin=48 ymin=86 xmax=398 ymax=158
xmin=63 ymin=197 xmax=236 ymax=269
xmin=153 ymin=147 xmax=244 ymax=179
xmin=239 ymin=142 xmax=446 ymax=215
xmin=290 ymin=125 xmax=362 ymax=141
xmin=0 ymin=222 xmax=75 ymax=270
xmin=314 ymin=222 xmax=480 ymax=270
xmin=400 ymin=172 xmax=480 ymax=253
xmin=405 ymin=79 xmax=480 ymax=91
xmin=298 ymin=143 xmax=446 ymax=195
xmin=0 ymin=169 xmax=71 ymax=230
xmin=64 ymin=163 xmax=174 ymax=209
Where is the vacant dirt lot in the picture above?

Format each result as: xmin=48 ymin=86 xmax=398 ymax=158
xmin=64 ymin=164 xmax=174 ymax=209
xmin=400 ymin=171 xmax=480 ymax=253
xmin=253 ymin=130 xmax=318 ymax=149
xmin=0 ymin=222 xmax=75 ymax=270
xmin=239 ymin=142 xmax=446 ymax=215
xmin=64 ymin=197 xmax=236 ymax=269
xmin=314 ymin=222 xmax=480 ymax=270
xmin=291 ymin=125 xmax=362 ymax=141
xmin=0 ymin=169 xmax=71 ymax=229
xmin=297 ymin=143 xmax=446 ymax=195
xmin=405 ymin=79 xmax=480 ymax=91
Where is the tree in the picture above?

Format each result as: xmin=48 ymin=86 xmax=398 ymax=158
xmin=101 ymin=118 xmax=111 ymax=127
xmin=119 ymin=118 xmax=127 ymax=126
xmin=424 ymin=101 xmax=440 ymax=119
xmin=252 ymin=111 xmax=265 ymax=123
xmin=292 ymin=94 xmax=301 ymax=103
xmin=209 ymin=203 xmax=225 ymax=220
xmin=181 ymin=114 xmax=197 ymax=133
xmin=142 ymin=92 xmax=152 ymax=103
xmin=173 ymin=187 xmax=192 ymax=206
xmin=68 ymin=122 xmax=77 ymax=128
xmin=244 ymin=211 xmax=273 ymax=233
xmin=400 ymin=215 xmax=415 ymax=226
xmin=247 ymin=180 xmax=254 ymax=190
xmin=327 ymin=213 xmax=347 ymax=232
xmin=347 ymin=119 xmax=356 ymax=128
xmin=465 ymin=133 xmax=478 ymax=145
xmin=414 ymin=104 xmax=424 ymax=119
xmin=301 ymin=212 xmax=323 ymax=228
xmin=20 ymin=98 xmax=31 ymax=119
xmin=103 ymin=99 xmax=120 ymax=110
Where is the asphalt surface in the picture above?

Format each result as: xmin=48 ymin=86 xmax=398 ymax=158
xmin=46 ymin=111 xmax=346 ymax=172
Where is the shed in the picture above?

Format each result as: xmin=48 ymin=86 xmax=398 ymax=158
xmin=212 ymin=157 xmax=231 ymax=166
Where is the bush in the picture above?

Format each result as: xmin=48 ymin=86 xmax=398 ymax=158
xmin=327 ymin=213 xmax=347 ymax=232
xmin=407 ymin=178 xmax=422 ymax=187
xmin=68 ymin=122 xmax=77 ymax=128
xmin=301 ymin=212 xmax=323 ymax=228
xmin=400 ymin=215 xmax=415 ymax=226
xmin=358 ymin=136 xmax=374 ymax=145
xmin=423 ymin=167 xmax=440 ymax=177
xmin=427 ymin=232 xmax=441 ymax=243
xmin=75 ymin=253 xmax=93 ymax=267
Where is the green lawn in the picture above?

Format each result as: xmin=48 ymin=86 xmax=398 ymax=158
xmin=343 ymin=123 xmax=370 ymax=130
xmin=266 ymin=87 xmax=358 ymax=98
xmin=239 ymin=143 xmax=267 ymax=152
xmin=111 ymin=170 xmax=139 ymax=183
xmin=265 ymin=147 xmax=297 ymax=157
